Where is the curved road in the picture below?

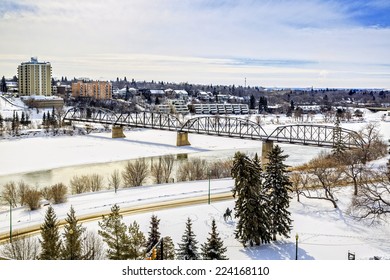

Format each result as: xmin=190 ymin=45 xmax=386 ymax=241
xmin=0 ymin=192 xmax=233 ymax=244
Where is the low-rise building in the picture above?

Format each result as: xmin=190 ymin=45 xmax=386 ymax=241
xmin=71 ymin=80 xmax=112 ymax=100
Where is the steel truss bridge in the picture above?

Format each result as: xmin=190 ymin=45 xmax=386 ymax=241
xmin=63 ymin=106 xmax=364 ymax=149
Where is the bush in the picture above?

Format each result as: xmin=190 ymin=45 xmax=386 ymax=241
xmin=24 ymin=188 xmax=42 ymax=210
xmin=122 ymin=159 xmax=149 ymax=187
xmin=177 ymin=158 xmax=208 ymax=181
xmin=70 ymin=175 xmax=89 ymax=194
xmin=50 ymin=183 xmax=67 ymax=204
xmin=17 ymin=181 xmax=30 ymax=206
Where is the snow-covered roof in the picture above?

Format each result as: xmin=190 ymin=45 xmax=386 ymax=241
xmin=150 ymin=90 xmax=165 ymax=95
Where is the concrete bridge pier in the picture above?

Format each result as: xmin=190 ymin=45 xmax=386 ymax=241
xmin=176 ymin=132 xmax=191 ymax=146
xmin=112 ymin=126 xmax=126 ymax=138
xmin=261 ymin=140 xmax=274 ymax=166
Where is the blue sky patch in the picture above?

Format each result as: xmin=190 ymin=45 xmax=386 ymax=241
xmin=0 ymin=1 xmax=36 ymax=18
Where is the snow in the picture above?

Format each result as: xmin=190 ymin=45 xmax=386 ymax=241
xmin=1 ymin=99 xmax=390 ymax=260
xmin=1 ymin=179 xmax=389 ymax=260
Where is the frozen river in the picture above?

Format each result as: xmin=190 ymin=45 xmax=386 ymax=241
xmin=0 ymin=129 xmax=327 ymax=190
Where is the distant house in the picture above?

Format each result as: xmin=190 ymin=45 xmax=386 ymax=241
xmin=198 ymin=91 xmax=211 ymax=101
xmin=354 ymin=109 xmax=364 ymax=118
xmin=173 ymin=89 xmax=189 ymax=100
xmin=150 ymin=89 xmax=165 ymax=96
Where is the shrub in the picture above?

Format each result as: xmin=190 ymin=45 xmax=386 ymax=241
xmin=24 ymin=188 xmax=42 ymax=210
xmin=50 ymin=183 xmax=67 ymax=204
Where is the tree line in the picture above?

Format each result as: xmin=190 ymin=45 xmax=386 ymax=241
xmin=1 ymin=204 xmax=228 ymax=260
xmin=0 ymin=156 xmax=232 ymax=211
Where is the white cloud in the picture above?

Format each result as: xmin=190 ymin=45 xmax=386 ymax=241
xmin=0 ymin=0 xmax=389 ymax=88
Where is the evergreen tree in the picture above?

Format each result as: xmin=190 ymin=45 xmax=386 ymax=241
xmin=177 ymin=218 xmax=200 ymax=260
xmin=146 ymin=215 xmax=161 ymax=252
xmin=39 ymin=206 xmax=62 ymax=260
xmin=231 ymin=152 xmax=271 ymax=246
xmin=162 ymin=236 xmax=175 ymax=260
xmin=42 ymin=112 xmax=46 ymax=127
xmin=1 ymin=76 xmax=7 ymax=93
xmin=201 ymin=219 xmax=228 ymax=260
xmin=14 ymin=112 xmax=19 ymax=134
xmin=0 ymin=113 xmax=3 ymax=134
xmin=21 ymin=111 xmax=25 ymax=126
xmin=128 ymin=221 xmax=146 ymax=260
xmin=98 ymin=204 xmax=131 ymax=260
xmin=249 ymin=94 xmax=256 ymax=109
xmin=61 ymin=206 xmax=85 ymax=260
xmin=263 ymin=145 xmax=292 ymax=241
xmin=332 ymin=117 xmax=346 ymax=159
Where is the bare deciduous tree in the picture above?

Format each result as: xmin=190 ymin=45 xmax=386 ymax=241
xmin=122 ymin=159 xmax=149 ymax=187
xmin=162 ymin=155 xmax=175 ymax=183
xmin=50 ymin=183 xmax=68 ymax=204
xmin=338 ymin=149 xmax=366 ymax=196
xmin=17 ymin=180 xmax=29 ymax=206
xmin=70 ymin=175 xmax=89 ymax=194
xmin=82 ymin=231 xmax=105 ymax=260
xmin=299 ymin=153 xmax=342 ymax=208
xmin=24 ymin=187 xmax=42 ymax=210
xmin=151 ymin=157 xmax=164 ymax=184
xmin=0 ymin=234 xmax=40 ymax=260
xmin=350 ymin=167 xmax=390 ymax=222
xmin=108 ymin=169 xmax=121 ymax=193
xmin=177 ymin=158 xmax=208 ymax=181
xmin=359 ymin=123 xmax=387 ymax=163
xmin=89 ymin=173 xmax=104 ymax=192
xmin=209 ymin=159 xmax=232 ymax=179
xmin=1 ymin=181 xmax=18 ymax=207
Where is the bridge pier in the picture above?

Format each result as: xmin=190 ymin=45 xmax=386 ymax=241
xmin=112 ymin=126 xmax=126 ymax=138
xmin=261 ymin=140 xmax=274 ymax=166
xmin=176 ymin=132 xmax=191 ymax=146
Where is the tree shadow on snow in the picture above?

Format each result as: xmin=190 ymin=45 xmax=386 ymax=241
xmin=240 ymin=240 xmax=315 ymax=260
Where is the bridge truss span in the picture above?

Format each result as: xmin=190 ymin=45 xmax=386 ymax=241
xmin=63 ymin=107 xmax=118 ymax=125
xmin=115 ymin=111 xmax=182 ymax=131
xmin=64 ymin=107 xmax=182 ymax=131
xmin=63 ymin=106 xmax=364 ymax=150
xmin=180 ymin=116 xmax=268 ymax=140
xmin=267 ymin=124 xmax=364 ymax=148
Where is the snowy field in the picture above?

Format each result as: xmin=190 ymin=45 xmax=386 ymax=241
xmin=1 ymin=178 xmax=389 ymax=260
xmin=1 ymin=97 xmax=390 ymax=260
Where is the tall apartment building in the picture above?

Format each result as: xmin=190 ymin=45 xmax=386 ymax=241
xmin=71 ymin=80 xmax=112 ymax=100
xmin=18 ymin=57 xmax=52 ymax=96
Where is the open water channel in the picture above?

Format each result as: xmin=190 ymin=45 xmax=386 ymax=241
xmin=0 ymin=144 xmax=327 ymax=190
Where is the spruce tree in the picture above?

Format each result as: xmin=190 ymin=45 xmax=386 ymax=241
xmin=201 ymin=219 xmax=228 ymax=260
xmin=42 ymin=112 xmax=46 ymax=127
xmin=39 ymin=206 xmax=62 ymax=260
xmin=177 ymin=218 xmax=200 ymax=260
xmin=61 ymin=206 xmax=85 ymax=260
xmin=0 ymin=113 xmax=3 ymax=135
xmin=332 ymin=117 xmax=346 ymax=159
xmin=231 ymin=152 xmax=271 ymax=246
xmin=264 ymin=145 xmax=292 ymax=241
xmin=98 ymin=204 xmax=131 ymax=260
xmin=162 ymin=236 xmax=175 ymax=260
xmin=146 ymin=215 xmax=161 ymax=253
xmin=128 ymin=221 xmax=146 ymax=260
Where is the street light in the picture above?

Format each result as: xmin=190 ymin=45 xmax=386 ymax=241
xmin=208 ymin=170 xmax=211 ymax=204
xmin=0 ymin=196 xmax=12 ymax=242
xmin=295 ymin=233 xmax=299 ymax=260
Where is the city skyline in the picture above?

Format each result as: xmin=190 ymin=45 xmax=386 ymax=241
xmin=0 ymin=0 xmax=389 ymax=89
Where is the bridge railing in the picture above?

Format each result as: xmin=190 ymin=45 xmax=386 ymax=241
xmin=180 ymin=116 xmax=268 ymax=140
xmin=267 ymin=125 xmax=364 ymax=148
xmin=63 ymin=106 xmax=364 ymax=149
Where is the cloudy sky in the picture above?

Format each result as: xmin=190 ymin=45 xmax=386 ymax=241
xmin=1 ymin=0 xmax=389 ymax=88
